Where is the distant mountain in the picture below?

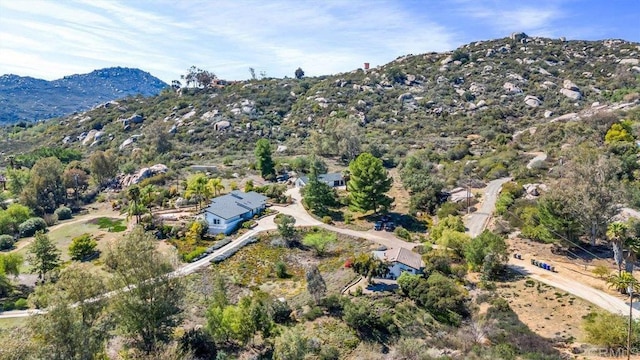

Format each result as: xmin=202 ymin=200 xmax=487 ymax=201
xmin=0 ymin=67 xmax=167 ymax=123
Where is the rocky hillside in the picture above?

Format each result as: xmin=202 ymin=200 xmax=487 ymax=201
xmin=1 ymin=34 xmax=639 ymax=170
xmin=0 ymin=67 xmax=167 ymax=123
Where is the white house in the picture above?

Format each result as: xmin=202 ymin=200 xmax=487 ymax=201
xmin=295 ymin=172 xmax=345 ymax=188
xmin=372 ymin=247 xmax=424 ymax=279
xmin=203 ymin=190 xmax=268 ymax=235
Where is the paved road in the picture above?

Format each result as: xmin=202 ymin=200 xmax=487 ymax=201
xmin=465 ymin=177 xmax=511 ymax=237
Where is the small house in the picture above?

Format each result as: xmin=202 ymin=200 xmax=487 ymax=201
xmin=203 ymin=190 xmax=268 ymax=235
xmin=295 ymin=172 xmax=345 ymax=188
xmin=373 ymin=247 xmax=424 ymax=279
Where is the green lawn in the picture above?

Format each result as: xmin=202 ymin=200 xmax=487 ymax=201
xmin=16 ymin=217 xmax=126 ymax=269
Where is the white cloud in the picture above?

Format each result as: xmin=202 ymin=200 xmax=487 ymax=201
xmin=0 ymin=0 xmax=636 ymax=83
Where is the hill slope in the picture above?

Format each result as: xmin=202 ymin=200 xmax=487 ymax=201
xmin=1 ymin=35 xmax=639 ymax=170
xmin=0 ymin=67 xmax=168 ymax=123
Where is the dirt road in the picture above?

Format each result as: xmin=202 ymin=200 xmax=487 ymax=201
xmin=1 ymin=187 xmax=415 ymax=319
xmin=465 ymin=177 xmax=511 ymax=237
xmin=508 ymin=257 xmax=640 ymax=319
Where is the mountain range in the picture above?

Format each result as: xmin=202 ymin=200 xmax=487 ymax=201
xmin=0 ymin=67 xmax=167 ymax=123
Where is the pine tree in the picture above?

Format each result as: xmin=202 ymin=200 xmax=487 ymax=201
xmin=347 ymin=152 xmax=393 ymax=214
xmin=255 ymin=139 xmax=275 ymax=180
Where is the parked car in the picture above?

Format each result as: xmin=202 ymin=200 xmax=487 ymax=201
xmin=374 ymin=221 xmax=383 ymax=231
xmin=385 ymin=222 xmax=395 ymax=231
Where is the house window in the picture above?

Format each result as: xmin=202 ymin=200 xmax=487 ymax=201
xmin=213 ymin=219 xmax=220 ymax=225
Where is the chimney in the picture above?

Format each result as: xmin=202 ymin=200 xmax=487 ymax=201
xmin=364 ymin=62 xmax=370 ymax=70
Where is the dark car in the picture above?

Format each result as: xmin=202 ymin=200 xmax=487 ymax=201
xmin=385 ymin=222 xmax=395 ymax=231
xmin=374 ymin=221 xmax=383 ymax=231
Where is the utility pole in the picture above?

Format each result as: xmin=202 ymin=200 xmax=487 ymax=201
xmin=628 ymin=285 xmax=633 ymax=360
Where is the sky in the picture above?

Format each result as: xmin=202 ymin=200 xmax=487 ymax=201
xmin=1 ymin=0 xmax=639 ymax=84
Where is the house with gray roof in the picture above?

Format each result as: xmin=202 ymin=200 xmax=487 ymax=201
xmin=203 ymin=190 xmax=268 ymax=235
xmin=295 ymin=172 xmax=345 ymax=188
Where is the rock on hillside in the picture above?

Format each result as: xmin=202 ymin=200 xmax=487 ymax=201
xmin=0 ymin=67 xmax=167 ymax=123
xmin=0 ymin=35 xmax=638 ymax=165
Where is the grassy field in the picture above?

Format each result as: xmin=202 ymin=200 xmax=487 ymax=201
xmin=14 ymin=216 xmax=126 ymax=271
xmin=0 ymin=317 xmax=27 ymax=329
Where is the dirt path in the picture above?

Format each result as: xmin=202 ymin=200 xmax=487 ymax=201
xmin=273 ymin=188 xmax=416 ymax=250
xmin=508 ymin=257 xmax=640 ymax=319
xmin=464 ymin=177 xmax=511 ymax=237
xmin=0 ymin=188 xmax=423 ymax=319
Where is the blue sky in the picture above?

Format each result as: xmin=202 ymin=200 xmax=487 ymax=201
xmin=1 ymin=0 xmax=639 ymax=84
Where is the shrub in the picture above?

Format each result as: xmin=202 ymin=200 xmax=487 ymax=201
xmin=14 ymin=298 xmax=28 ymax=310
xmin=241 ymin=220 xmax=256 ymax=229
xmin=54 ymin=206 xmax=72 ymax=220
xmin=18 ymin=217 xmax=47 ymax=237
xmin=394 ymin=226 xmax=412 ymax=241
xmin=592 ymin=265 xmax=611 ymax=279
xmin=68 ymin=233 xmax=98 ymax=261
xmin=583 ymin=312 xmax=640 ymax=349
xmin=183 ymin=247 xmax=207 ymax=262
xmin=303 ymin=306 xmax=324 ymax=321
xmin=322 ymin=216 xmax=333 ymax=224
xmin=0 ymin=235 xmax=15 ymax=250
xmin=43 ymin=213 xmax=58 ymax=226
xmin=275 ymin=261 xmax=288 ymax=278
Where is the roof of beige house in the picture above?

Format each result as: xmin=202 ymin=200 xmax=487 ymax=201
xmin=374 ymin=247 xmax=424 ymax=270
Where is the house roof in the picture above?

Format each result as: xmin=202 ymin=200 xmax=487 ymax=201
xmin=298 ymin=172 xmax=343 ymax=186
xmin=374 ymin=247 xmax=424 ymax=270
xmin=204 ymin=190 xmax=267 ymax=220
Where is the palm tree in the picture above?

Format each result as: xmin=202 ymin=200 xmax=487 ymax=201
xmin=207 ymin=178 xmax=225 ymax=197
xmin=607 ymin=271 xmax=640 ymax=360
xmin=185 ymin=173 xmax=211 ymax=211
xmin=625 ymin=236 xmax=640 ymax=275
xmin=140 ymin=184 xmax=157 ymax=215
xmin=127 ymin=185 xmax=141 ymax=224
xmin=607 ymin=221 xmax=628 ymax=276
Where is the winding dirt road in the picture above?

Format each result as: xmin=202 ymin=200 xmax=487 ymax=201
xmin=0 ymin=188 xmax=414 ymax=319
xmin=461 ymin=176 xmax=640 ymax=318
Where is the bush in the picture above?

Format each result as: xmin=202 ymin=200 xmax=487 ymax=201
xmin=275 ymin=261 xmax=288 ymax=278
xmin=394 ymin=226 xmax=412 ymax=241
xmin=18 ymin=217 xmax=47 ymax=237
xmin=54 ymin=206 xmax=72 ymax=220
xmin=183 ymin=247 xmax=207 ymax=262
xmin=322 ymin=216 xmax=333 ymax=224
xmin=43 ymin=213 xmax=58 ymax=227
xmin=68 ymin=233 xmax=98 ymax=261
xmin=303 ymin=306 xmax=324 ymax=321
xmin=592 ymin=265 xmax=611 ymax=279
xmin=0 ymin=235 xmax=15 ymax=250
xmin=14 ymin=298 xmax=28 ymax=310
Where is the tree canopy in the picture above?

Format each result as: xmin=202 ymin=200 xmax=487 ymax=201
xmin=347 ymin=152 xmax=393 ymax=214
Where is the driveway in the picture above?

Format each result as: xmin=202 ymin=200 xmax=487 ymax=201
xmin=272 ymin=188 xmax=416 ymax=250
xmin=508 ymin=257 xmax=640 ymax=319
xmin=0 ymin=187 xmax=419 ymax=319
xmin=465 ymin=177 xmax=511 ymax=237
